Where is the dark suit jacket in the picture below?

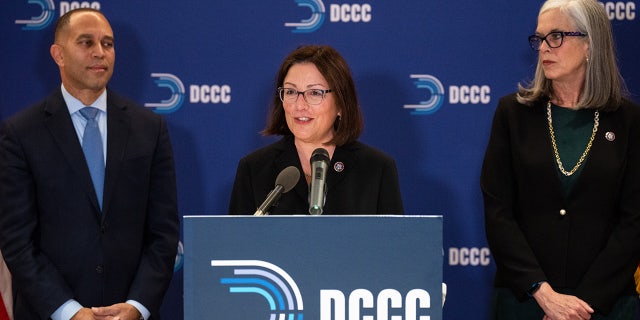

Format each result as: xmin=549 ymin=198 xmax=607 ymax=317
xmin=229 ymin=135 xmax=404 ymax=215
xmin=481 ymin=93 xmax=640 ymax=313
xmin=0 ymin=88 xmax=179 ymax=319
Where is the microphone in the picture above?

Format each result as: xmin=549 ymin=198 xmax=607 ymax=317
xmin=308 ymin=148 xmax=330 ymax=215
xmin=254 ymin=166 xmax=300 ymax=216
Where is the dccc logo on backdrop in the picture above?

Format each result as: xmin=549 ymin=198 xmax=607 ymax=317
xmin=285 ymin=0 xmax=326 ymax=33
xmin=600 ymin=1 xmax=636 ymax=20
xmin=144 ymin=73 xmax=186 ymax=114
xmin=404 ymin=74 xmax=491 ymax=115
xmin=16 ymin=1 xmax=102 ymax=30
xmin=145 ymin=73 xmax=231 ymax=113
xmin=15 ymin=0 xmax=55 ymax=30
xmin=212 ymin=260 xmax=305 ymax=320
xmin=404 ymin=75 xmax=445 ymax=115
xmin=285 ymin=0 xmax=372 ymax=33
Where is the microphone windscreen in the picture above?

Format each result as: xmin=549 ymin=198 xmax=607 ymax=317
xmin=310 ymin=148 xmax=329 ymax=163
xmin=275 ymin=166 xmax=300 ymax=193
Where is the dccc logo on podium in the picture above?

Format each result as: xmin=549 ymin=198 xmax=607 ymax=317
xmin=212 ymin=260 xmax=305 ymax=320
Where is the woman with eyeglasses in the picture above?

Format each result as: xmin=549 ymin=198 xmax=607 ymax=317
xmin=481 ymin=0 xmax=640 ymax=319
xmin=228 ymin=45 xmax=403 ymax=216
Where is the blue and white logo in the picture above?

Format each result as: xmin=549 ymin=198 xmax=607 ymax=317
xmin=212 ymin=260 xmax=304 ymax=320
xmin=15 ymin=0 xmax=56 ymax=30
xmin=404 ymin=74 xmax=445 ymax=115
xmin=284 ymin=0 xmax=326 ymax=33
xmin=144 ymin=73 xmax=185 ymax=114
xmin=600 ymin=1 xmax=636 ymax=21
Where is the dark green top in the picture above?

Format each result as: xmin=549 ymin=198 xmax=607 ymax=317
xmin=549 ymin=104 xmax=596 ymax=194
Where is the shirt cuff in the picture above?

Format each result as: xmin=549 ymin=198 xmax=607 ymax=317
xmin=127 ymin=300 xmax=150 ymax=320
xmin=51 ymin=299 xmax=83 ymax=320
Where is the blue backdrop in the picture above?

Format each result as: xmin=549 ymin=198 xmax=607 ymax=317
xmin=1 ymin=1 xmax=638 ymax=319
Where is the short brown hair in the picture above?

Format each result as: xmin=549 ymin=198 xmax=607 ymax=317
xmin=262 ymin=45 xmax=364 ymax=146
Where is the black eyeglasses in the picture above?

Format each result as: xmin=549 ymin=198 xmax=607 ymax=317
xmin=278 ymin=87 xmax=332 ymax=105
xmin=528 ymin=31 xmax=588 ymax=51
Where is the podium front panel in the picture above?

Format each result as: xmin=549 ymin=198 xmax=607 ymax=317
xmin=184 ymin=215 xmax=442 ymax=320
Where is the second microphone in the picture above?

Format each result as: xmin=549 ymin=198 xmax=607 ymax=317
xmin=308 ymin=148 xmax=330 ymax=215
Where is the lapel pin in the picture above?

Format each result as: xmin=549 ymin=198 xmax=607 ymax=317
xmin=605 ymin=131 xmax=615 ymax=141
xmin=334 ymin=162 xmax=344 ymax=172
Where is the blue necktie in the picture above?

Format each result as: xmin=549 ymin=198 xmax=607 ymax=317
xmin=79 ymin=107 xmax=104 ymax=210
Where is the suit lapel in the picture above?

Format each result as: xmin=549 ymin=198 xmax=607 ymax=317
xmin=326 ymin=142 xmax=357 ymax=191
xmin=42 ymin=90 xmax=101 ymax=213
xmin=102 ymin=91 xmax=130 ymax=216
xmin=273 ymin=137 xmax=358 ymax=203
xmin=567 ymin=109 xmax=619 ymax=200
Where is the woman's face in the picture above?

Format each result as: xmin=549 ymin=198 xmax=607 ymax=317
xmin=282 ymin=62 xmax=340 ymax=145
xmin=536 ymin=8 xmax=590 ymax=86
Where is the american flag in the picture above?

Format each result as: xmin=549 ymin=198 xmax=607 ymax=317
xmin=0 ymin=250 xmax=12 ymax=320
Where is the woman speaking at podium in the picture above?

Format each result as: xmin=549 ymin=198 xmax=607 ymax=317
xmin=228 ymin=45 xmax=403 ymax=216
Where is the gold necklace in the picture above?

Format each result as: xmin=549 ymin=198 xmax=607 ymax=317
xmin=546 ymin=101 xmax=599 ymax=176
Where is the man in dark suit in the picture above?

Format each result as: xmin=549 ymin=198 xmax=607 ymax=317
xmin=0 ymin=8 xmax=179 ymax=320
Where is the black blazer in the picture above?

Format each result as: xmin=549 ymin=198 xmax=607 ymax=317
xmin=481 ymin=93 xmax=640 ymax=313
xmin=229 ymin=136 xmax=404 ymax=215
xmin=0 ymin=88 xmax=179 ymax=319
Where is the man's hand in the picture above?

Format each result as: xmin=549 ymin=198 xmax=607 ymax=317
xmin=92 ymin=303 xmax=142 ymax=320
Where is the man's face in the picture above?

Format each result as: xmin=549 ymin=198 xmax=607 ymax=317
xmin=51 ymin=11 xmax=115 ymax=98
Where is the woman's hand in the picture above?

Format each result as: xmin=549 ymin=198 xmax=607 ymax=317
xmin=533 ymin=282 xmax=594 ymax=320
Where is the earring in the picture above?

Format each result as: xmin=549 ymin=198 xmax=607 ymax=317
xmin=586 ymin=56 xmax=590 ymax=63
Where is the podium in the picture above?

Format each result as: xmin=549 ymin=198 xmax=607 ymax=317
xmin=184 ymin=215 xmax=442 ymax=320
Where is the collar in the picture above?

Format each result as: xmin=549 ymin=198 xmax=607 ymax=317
xmin=61 ymin=84 xmax=108 ymax=115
